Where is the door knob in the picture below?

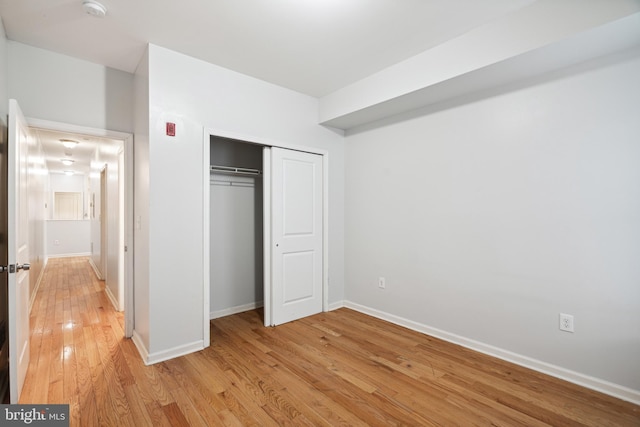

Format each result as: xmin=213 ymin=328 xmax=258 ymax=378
xmin=16 ymin=263 xmax=30 ymax=271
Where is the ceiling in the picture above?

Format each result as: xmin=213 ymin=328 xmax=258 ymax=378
xmin=0 ymin=0 xmax=534 ymax=97
xmin=33 ymin=128 xmax=122 ymax=177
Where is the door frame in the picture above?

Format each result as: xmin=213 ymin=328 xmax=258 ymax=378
xmin=100 ymin=165 xmax=108 ymax=280
xmin=26 ymin=118 xmax=135 ymax=338
xmin=203 ymin=128 xmax=329 ymax=329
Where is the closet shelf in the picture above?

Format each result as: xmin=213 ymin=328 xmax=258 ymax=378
xmin=210 ymin=165 xmax=262 ymax=176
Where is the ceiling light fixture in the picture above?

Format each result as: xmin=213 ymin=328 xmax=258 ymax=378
xmin=61 ymin=159 xmax=75 ymax=166
xmin=60 ymin=139 xmax=79 ymax=149
xmin=64 ymin=170 xmax=75 ymax=176
xmin=82 ymin=0 xmax=107 ymax=18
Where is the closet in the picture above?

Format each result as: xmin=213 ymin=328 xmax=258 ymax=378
xmin=209 ymin=136 xmax=264 ymax=318
xmin=208 ymin=133 xmax=325 ymax=326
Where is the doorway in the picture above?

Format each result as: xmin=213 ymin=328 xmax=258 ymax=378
xmin=27 ymin=118 xmax=134 ymax=338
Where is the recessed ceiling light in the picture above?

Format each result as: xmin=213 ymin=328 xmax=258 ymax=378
xmin=60 ymin=139 xmax=79 ymax=149
xmin=82 ymin=0 xmax=107 ymax=18
xmin=61 ymin=159 xmax=75 ymax=166
xmin=64 ymin=170 xmax=75 ymax=176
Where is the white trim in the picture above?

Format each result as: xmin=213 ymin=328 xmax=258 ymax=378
xmin=104 ymin=285 xmax=120 ymax=312
xmin=26 ymin=118 xmax=132 ymax=141
xmin=328 ymin=300 xmax=344 ymax=311
xmin=28 ymin=257 xmax=49 ymax=313
xmin=145 ymin=339 xmax=205 ymax=366
xmin=131 ymin=331 xmax=149 ymax=364
xmin=123 ymin=133 xmax=134 ymax=338
xmin=210 ymin=302 xmax=264 ymax=320
xmin=322 ymin=152 xmax=329 ymax=313
xmin=47 ymin=252 xmax=92 ymax=259
xmin=202 ymin=128 xmax=211 ymax=347
xmin=88 ymin=257 xmax=104 ymax=280
xmin=263 ymin=146 xmax=272 ymax=326
xmin=344 ymin=301 xmax=640 ymax=406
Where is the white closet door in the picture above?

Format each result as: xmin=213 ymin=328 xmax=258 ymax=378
xmin=271 ymin=147 xmax=323 ymax=325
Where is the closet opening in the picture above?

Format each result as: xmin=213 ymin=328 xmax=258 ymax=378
xmin=209 ymin=136 xmax=264 ymax=319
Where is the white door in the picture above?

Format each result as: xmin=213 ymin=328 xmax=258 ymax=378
xmin=271 ymin=147 xmax=323 ymax=325
xmin=8 ymin=99 xmax=31 ymax=403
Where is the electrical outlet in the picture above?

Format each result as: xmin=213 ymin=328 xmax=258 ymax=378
xmin=378 ymin=277 xmax=386 ymax=289
xmin=54 ymin=240 xmax=60 ymax=246
xmin=559 ymin=313 xmax=574 ymax=333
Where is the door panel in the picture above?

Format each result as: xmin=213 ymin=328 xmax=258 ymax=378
xmin=8 ymin=99 xmax=31 ymax=403
xmin=271 ymin=148 xmax=322 ymax=325
xmin=282 ymin=251 xmax=315 ymax=303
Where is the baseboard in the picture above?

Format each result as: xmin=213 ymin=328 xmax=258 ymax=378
xmin=149 ymin=340 xmax=205 ymax=366
xmin=131 ymin=331 xmax=150 ymax=364
xmin=47 ymin=252 xmax=92 ymax=259
xmin=327 ymin=300 xmax=345 ymax=311
xmin=132 ymin=330 xmax=205 ymax=366
xmin=88 ymin=258 xmax=104 ymax=280
xmin=104 ymin=286 xmax=120 ymax=312
xmin=29 ymin=257 xmax=49 ymax=313
xmin=210 ymin=302 xmax=263 ymax=320
xmin=343 ymin=301 xmax=640 ymax=406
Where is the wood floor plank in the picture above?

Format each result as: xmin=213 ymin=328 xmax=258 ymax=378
xmin=18 ymin=257 xmax=640 ymax=426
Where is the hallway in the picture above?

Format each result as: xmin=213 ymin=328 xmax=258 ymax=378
xmin=19 ymin=257 xmax=130 ymax=424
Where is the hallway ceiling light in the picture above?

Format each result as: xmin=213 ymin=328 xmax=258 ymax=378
xmin=61 ymin=159 xmax=75 ymax=166
xmin=82 ymin=0 xmax=107 ymax=18
xmin=60 ymin=139 xmax=79 ymax=149
xmin=64 ymin=170 xmax=75 ymax=176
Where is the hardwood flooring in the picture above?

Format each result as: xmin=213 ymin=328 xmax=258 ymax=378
xmin=21 ymin=257 xmax=640 ymax=426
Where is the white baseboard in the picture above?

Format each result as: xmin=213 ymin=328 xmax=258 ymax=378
xmin=343 ymin=301 xmax=640 ymax=406
xmin=210 ymin=302 xmax=263 ymax=320
xmin=131 ymin=331 xmax=149 ymax=364
xmin=327 ymin=300 xmax=345 ymax=311
xmin=88 ymin=258 xmax=104 ymax=280
xmin=104 ymin=285 xmax=120 ymax=312
xmin=29 ymin=257 xmax=49 ymax=313
xmin=47 ymin=252 xmax=92 ymax=259
xmin=132 ymin=330 xmax=205 ymax=366
xmin=149 ymin=340 xmax=205 ymax=366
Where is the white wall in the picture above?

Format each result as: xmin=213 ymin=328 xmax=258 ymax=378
xmin=344 ymin=50 xmax=640 ymax=394
xmin=46 ymin=220 xmax=90 ymax=256
xmin=7 ymin=42 xmax=134 ymax=133
xmin=133 ymin=44 xmax=345 ymax=361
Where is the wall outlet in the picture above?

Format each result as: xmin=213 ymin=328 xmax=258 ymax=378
xmin=54 ymin=239 xmax=60 ymax=246
xmin=559 ymin=313 xmax=574 ymax=333
xmin=378 ymin=277 xmax=386 ymax=289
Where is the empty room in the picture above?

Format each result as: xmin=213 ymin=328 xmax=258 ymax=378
xmin=0 ymin=0 xmax=639 ymax=425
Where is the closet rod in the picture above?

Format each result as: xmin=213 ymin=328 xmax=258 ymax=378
xmin=210 ymin=165 xmax=262 ymax=176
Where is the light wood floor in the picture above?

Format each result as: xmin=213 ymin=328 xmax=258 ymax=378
xmin=21 ymin=257 xmax=640 ymax=426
